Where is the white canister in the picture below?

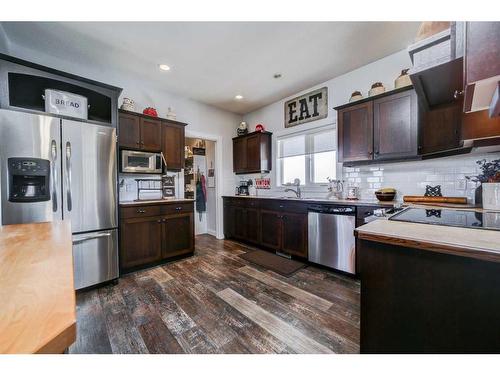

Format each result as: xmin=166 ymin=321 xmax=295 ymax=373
xmin=482 ymin=183 xmax=500 ymax=211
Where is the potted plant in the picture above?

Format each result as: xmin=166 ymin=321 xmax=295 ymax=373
xmin=466 ymin=159 xmax=500 ymax=210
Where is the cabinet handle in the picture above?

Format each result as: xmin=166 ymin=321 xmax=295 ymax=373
xmin=175 ymin=207 xmax=182 ymax=211
xmin=136 ymin=209 xmax=146 ymax=213
xmin=141 ymin=141 xmax=145 ymax=145
xmin=375 ymin=151 xmax=379 ymax=155
xmin=136 ymin=141 xmax=140 ymax=145
xmin=453 ymin=89 xmax=464 ymax=100
xmin=157 ymin=219 xmax=162 ymax=223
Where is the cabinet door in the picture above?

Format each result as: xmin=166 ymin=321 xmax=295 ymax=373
xmin=223 ymin=203 xmax=235 ymax=239
xmin=120 ymin=216 xmax=162 ymax=270
xmin=140 ymin=117 xmax=162 ymax=151
xmin=233 ymin=137 xmax=247 ymax=173
xmin=420 ymin=102 xmax=462 ymax=154
xmin=260 ymin=210 xmax=282 ymax=250
xmin=246 ymin=134 xmax=261 ymax=172
xmin=373 ymin=90 xmax=418 ymax=161
xmin=338 ymin=102 xmax=373 ymax=162
xmin=163 ymin=213 xmax=194 ymax=258
xmin=245 ymin=207 xmax=261 ymax=245
xmin=233 ymin=206 xmax=247 ymax=240
xmin=119 ymin=112 xmax=141 ymax=149
xmin=281 ymin=212 xmax=308 ymax=258
xmin=162 ymin=123 xmax=185 ymax=170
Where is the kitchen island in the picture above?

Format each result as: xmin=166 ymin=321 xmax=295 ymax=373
xmin=0 ymin=221 xmax=76 ymax=353
xmin=356 ymin=217 xmax=500 ymax=353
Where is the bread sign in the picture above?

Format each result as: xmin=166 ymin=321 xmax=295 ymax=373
xmin=284 ymin=87 xmax=328 ymax=128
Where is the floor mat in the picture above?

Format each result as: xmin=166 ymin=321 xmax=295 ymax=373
xmin=239 ymin=250 xmax=306 ymax=277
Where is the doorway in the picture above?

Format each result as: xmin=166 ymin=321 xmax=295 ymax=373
xmin=185 ymin=136 xmax=217 ymax=236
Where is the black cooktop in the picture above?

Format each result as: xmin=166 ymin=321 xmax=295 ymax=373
xmin=389 ymin=207 xmax=500 ymax=231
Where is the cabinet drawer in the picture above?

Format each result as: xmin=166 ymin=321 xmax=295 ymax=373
xmin=161 ymin=203 xmax=194 ymax=215
xmin=120 ymin=205 xmax=161 ymax=219
xmin=267 ymin=200 xmax=307 ymax=213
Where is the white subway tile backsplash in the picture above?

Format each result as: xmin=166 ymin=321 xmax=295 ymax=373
xmin=342 ymin=153 xmax=499 ymax=204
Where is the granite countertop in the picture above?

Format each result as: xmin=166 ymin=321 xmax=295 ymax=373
xmin=222 ymin=195 xmax=397 ymax=207
xmin=120 ymin=198 xmax=195 ymax=207
xmin=0 ymin=221 xmax=76 ymax=353
xmin=356 ymin=219 xmax=500 ymax=263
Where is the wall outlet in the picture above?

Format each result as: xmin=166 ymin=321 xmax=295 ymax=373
xmin=456 ymin=179 xmax=467 ymax=191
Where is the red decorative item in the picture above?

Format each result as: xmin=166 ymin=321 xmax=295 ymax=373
xmin=255 ymin=124 xmax=265 ymax=132
xmin=143 ymin=107 xmax=158 ymax=117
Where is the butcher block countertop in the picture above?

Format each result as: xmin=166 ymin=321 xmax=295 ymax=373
xmin=120 ymin=198 xmax=195 ymax=207
xmin=0 ymin=221 xmax=76 ymax=353
xmin=356 ymin=219 xmax=500 ymax=264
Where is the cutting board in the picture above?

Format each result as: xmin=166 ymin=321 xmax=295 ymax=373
xmin=403 ymin=196 xmax=468 ymax=205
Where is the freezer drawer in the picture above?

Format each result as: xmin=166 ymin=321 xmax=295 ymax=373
xmin=73 ymin=229 xmax=119 ymax=290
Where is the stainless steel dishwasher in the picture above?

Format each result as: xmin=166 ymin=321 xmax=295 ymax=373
xmin=308 ymin=204 xmax=356 ymax=274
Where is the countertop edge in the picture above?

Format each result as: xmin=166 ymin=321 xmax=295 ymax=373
xmin=356 ymin=220 xmax=500 ymax=264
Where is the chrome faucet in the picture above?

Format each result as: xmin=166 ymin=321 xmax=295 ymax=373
xmin=284 ymin=179 xmax=301 ymax=198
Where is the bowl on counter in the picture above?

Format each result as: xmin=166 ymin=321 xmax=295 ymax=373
xmin=375 ymin=190 xmax=396 ymax=202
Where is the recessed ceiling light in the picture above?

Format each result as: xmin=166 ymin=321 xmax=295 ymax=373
xmin=235 ymin=95 xmax=244 ymax=100
xmin=158 ymin=64 xmax=171 ymax=71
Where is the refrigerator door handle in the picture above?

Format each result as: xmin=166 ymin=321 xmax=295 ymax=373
xmin=65 ymin=141 xmax=72 ymax=211
xmin=50 ymin=139 xmax=58 ymax=212
xmin=73 ymin=232 xmax=112 ymax=243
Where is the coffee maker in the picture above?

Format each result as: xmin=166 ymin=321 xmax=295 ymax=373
xmin=236 ymin=180 xmax=250 ymax=196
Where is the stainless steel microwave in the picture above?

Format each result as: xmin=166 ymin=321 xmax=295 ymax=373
xmin=121 ymin=150 xmax=162 ymax=174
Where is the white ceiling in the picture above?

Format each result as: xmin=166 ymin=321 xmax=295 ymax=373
xmin=1 ymin=22 xmax=420 ymax=114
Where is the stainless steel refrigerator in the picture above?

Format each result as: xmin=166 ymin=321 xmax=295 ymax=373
xmin=0 ymin=109 xmax=118 ymax=289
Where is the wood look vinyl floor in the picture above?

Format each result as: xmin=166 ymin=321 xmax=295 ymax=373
xmin=69 ymin=235 xmax=360 ymax=354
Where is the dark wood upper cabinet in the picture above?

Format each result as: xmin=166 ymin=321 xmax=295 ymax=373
xmin=118 ymin=112 xmax=141 ymax=149
xmin=336 ymin=87 xmax=423 ymax=164
xmin=338 ymin=101 xmax=373 ymax=163
xmin=464 ymin=22 xmax=500 ymax=116
xmin=162 ymin=122 xmax=185 ymax=171
xmin=373 ymin=89 xmax=419 ymax=160
xmin=281 ymin=212 xmax=308 ymax=258
xmin=420 ymin=102 xmax=462 ymax=154
xmin=140 ymin=117 xmax=162 ymax=151
xmin=118 ymin=110 xmax=187 ymax=170
xmin=233 ymin=131 xmax=272 ymax=174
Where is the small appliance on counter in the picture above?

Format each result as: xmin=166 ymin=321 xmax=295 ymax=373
xmin=236 ymin=180 xmax=252 ymax=196
xmin=346 ymin=186 xmax=359 ymax=200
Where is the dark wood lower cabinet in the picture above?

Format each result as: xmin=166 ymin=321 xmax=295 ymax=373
xmin=120 ymin=203 xmax=194 ymax=272
xmin=358 ymin=238 xmax=500 ymax=353
xmin=260 ymin=210 xmax=282 ymax=250
xmin=120 ymin=216 xmax=163 ymax=269
xmin=163 ymin=213 xmax=194 ymax=258
xmin=281 ymin=212 xmax=308 ymax=257
xmin=223 ymin=198 xmax=308 ymax=259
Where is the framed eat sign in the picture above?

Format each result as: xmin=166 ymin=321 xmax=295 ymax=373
xmin=284 ymin=87 xmax=328 ymax=128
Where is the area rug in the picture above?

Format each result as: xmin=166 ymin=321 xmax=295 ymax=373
xmin=239 ymin=250 xmax=306 ymax=277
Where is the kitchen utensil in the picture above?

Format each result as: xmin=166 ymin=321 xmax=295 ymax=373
xmin=346 ymin=186 xmax=359 ymax=200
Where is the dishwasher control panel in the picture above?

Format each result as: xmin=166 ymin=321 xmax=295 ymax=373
xmin=308 ymin=204 xmax=355 ymax=214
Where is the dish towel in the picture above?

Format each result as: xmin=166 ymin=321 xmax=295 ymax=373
xmin=196 ymin=178 xmax=206 ymax=220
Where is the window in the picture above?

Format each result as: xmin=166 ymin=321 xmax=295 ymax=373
xmin=277 ymin=127 xmax=336 ymax=187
